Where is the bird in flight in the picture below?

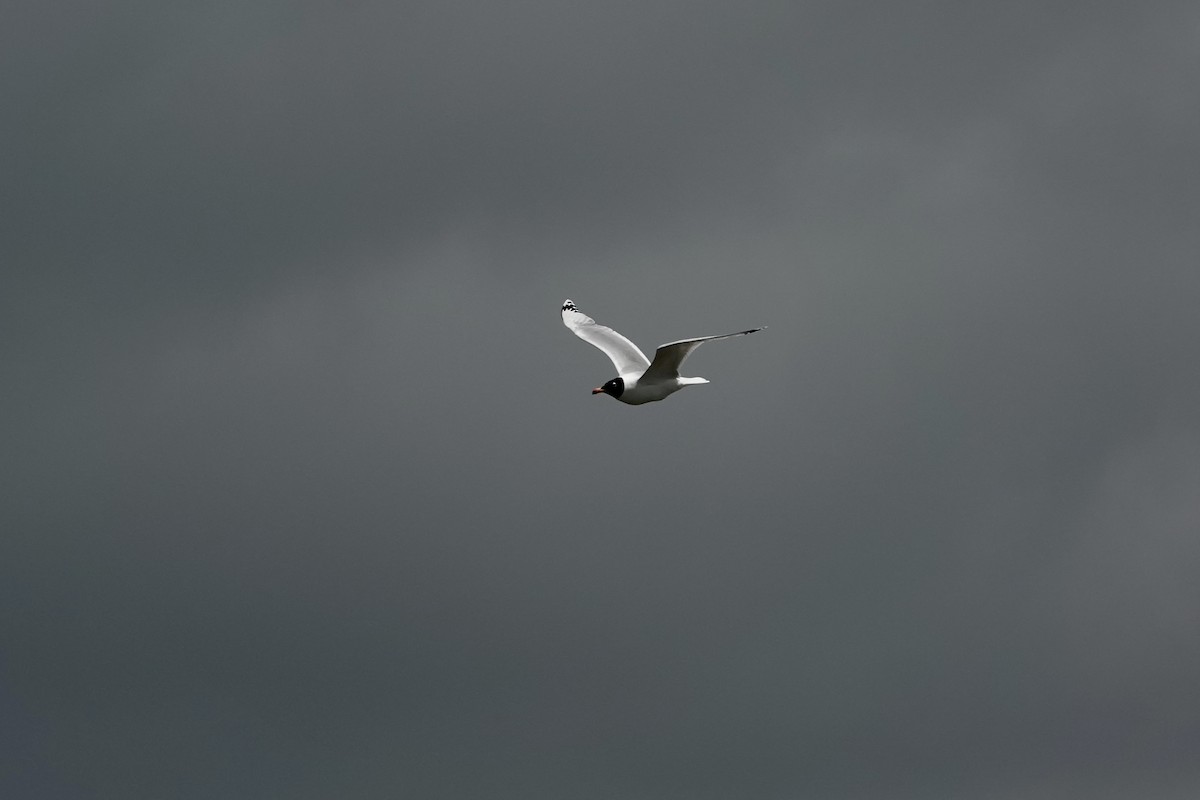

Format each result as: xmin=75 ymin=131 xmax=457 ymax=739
xmin=561 ymin=299 xmax=764 ymax=405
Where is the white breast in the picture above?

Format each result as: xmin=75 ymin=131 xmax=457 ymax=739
xmin=616 ymin=376 xmax=685 ymax=405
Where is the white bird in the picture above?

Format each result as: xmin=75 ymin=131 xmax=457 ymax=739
xmin=561 ymin=299 xmax=764 ymax=405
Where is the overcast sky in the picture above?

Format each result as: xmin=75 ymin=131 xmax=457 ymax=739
xmin=4 ymin=2 xmax=1200 ymax=798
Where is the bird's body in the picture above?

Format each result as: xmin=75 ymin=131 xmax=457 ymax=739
xmin=560 ymin=299 xmax=763 ymax=405
xmin=621 ymin=375 xmax=712 ymax=405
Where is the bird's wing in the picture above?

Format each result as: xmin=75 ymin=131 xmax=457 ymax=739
xmin=561 ymin=300 xmax=651 ymax=378
xmin=641 ymin=328 xmax=765 ymax=382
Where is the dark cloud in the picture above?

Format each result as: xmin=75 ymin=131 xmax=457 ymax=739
xmin=4 ymin=2 xmax=1199 ymax=798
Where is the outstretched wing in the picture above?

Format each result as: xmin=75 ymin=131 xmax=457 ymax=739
xmin=641 ymin=328 xmax=765 ymax=382
xmin=561 ymin=300 xmax=651 ymax=378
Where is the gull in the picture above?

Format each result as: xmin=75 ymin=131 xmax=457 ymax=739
xmin=561 ymin=299 xmax=764 ymax=405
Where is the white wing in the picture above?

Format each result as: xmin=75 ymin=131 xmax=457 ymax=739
xmin=561 ymin=300 xmax=651 ymax=378
xmin=640 ymin=328 xmax=765 ymax=382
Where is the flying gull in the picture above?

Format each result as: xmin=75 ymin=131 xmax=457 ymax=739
xmin=561 ymin=299 xmax=764 ymax=405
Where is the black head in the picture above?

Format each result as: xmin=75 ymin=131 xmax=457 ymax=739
xmin=591 ymin=377 xmax=624 ymax=399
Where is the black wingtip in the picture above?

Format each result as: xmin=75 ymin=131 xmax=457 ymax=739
xmin=562 ymin=299 xmax=578 ymax=312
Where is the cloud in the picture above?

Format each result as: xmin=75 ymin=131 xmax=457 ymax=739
xmin=3 ymin=2 xmax=1199 ymax=798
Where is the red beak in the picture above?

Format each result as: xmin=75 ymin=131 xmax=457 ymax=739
xmin=591 ymin=387 xmax=604 ymax=395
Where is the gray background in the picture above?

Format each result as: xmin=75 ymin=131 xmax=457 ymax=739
xmin=4 ymin=2 xmax=1199 ymax=798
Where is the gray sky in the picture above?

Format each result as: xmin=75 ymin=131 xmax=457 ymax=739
xmin=4 ymin=2 xmax=1200 ymax=798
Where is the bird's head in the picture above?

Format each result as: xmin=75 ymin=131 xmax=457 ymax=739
xmin=591 ymin=377 xmax=624 ymax=399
